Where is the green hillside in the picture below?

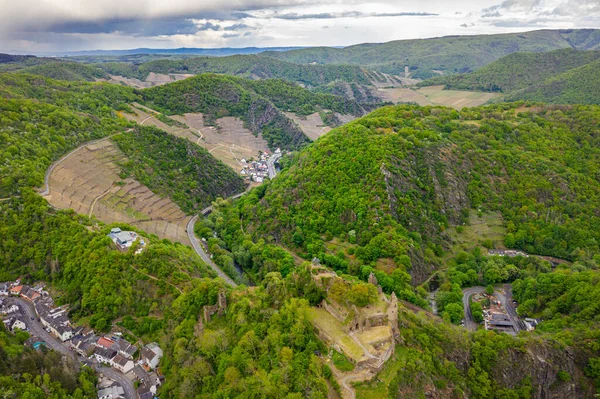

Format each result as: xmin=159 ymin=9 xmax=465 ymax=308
xmin=140 ymin=73 xmax=379 ymax=149
xmin=21 ymin=61 xmax=109 ymax=81
xmin=113 ymin=126 xmax=248 ymax=213
xmin=95 ymin=54 xmax=372 ymax=87
xmin=418 ymin=49 xmax=600 ymax=92
xmin=265 ymin=29 xmax=600 ymax=79
xmin=235 ymin=103 xmax=600 ymax=284
xmin=505 ymin=59 xmax=600 ymax=104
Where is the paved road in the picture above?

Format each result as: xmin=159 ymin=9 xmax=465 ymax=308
xmin=187 ymin=214 xmax=238 ymax=287
xmin=462 ymin=286 xmax=485 ymax=331
xmin=95 ymin=364 xmax=137 ymax=399
xmin=462 ymin=285 xmax=522 ymax=333
xmin=10 ymin=298 xmax=135 ymax=399
xmin=11 ymin=298 xmax=77 ymax=361
xmin=267 ymin=153 xmax=282 ymax=179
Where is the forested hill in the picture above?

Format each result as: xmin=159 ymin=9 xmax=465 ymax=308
xmin=418 ymin=49 xmax=600 ymax=105
xmin=417 ymin=49 xmax=600 ymax=93
xmin=95 ymin=54 xmax=373 ymax=87
xmin=504 ymin=58 xmax=600 ymax=104
xmin=20 ymin=61 xmax=110 ymax=82
xmin=264 ymin=29 xmax=600 ymax=79
xmin=236 ymin=103 xmax=600 ymax=284
xmin=140 ymin=73 xmax=382 ymax=149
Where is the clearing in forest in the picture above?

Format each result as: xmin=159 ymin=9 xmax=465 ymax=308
xmin=44 ymin=138 xmax=191 ymax=245
xmin=108 ymin=73 xmax=194 ymax=89
xmin=416 ymin=85 xmax=501 ymax=109
xmin=445 ymin=210 xmax=507 ymax=258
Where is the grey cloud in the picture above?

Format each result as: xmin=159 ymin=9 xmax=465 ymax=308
xmin=223 ymin=23 xmax=257 ymax=31
xmin=270 ymin=11 xmax=437 ymax=20
xmin=482 ymin=11 xmax=502 ymax=18
xmin=197 ymin=22 xmax=222 ymax=31
xmin=222 ymin=33 xmax=240 ymax=38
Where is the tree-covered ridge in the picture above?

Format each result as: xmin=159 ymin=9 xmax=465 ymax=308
xmin=264 ymin=29 xmax=600 ymax=79
xmin=236 ymin=103 xmax=600 ymax=284
xmin=113 ymin=127 xmax=248 ymax=214
xmin=0 ymin=98 xmax=129 ymax=197
xmin=0 ymin=322 xmax=98 ymax=398
xmin=418 ymin=49 xmax=600 ymax=93
xmin=140 ymin=73 xmax=377 ymax=149
xmin=0 ymin=73 xmax=137 ymax=114
xmin=20 ymin=62 xmax=110 ymax=82
xmin=504 ymin=59 xmax=600 ymax=104
xmin=94 ymin=54 xmax=372 ymax=87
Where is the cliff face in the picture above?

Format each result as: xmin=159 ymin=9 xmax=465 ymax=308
xmin=492 ymin=344 xmax=595 ymax=399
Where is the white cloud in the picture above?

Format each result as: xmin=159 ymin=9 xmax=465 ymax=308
xmin=0 ymin=0 xmax=598 ymax=52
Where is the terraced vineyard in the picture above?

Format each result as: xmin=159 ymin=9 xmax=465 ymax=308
xmin=124 ymin=104 xmax=270 ymax=171
xmin=44 ymin=138 xmax=191 ymax=245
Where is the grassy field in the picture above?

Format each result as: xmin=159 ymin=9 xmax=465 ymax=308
xmin=332 ymin=350 xmax=355 ymax=372
xmin=307 ymin=307 xmax=366 ymax=363
xmin=284 ymin=112 xmax=331 ymax=141
xmin=354 ymin=347 xmax=409 ymax=399
xmin=445 ymin=210 xmax=507 ymax=260
xmin=416 ymin=86 xmax=501 ymax=109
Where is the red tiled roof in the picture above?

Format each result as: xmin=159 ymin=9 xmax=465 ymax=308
xmin=97 ymin=337 xmax=115 ymax=348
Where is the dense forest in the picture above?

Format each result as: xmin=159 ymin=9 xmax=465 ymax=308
xmin=264 ymin=29 xmax=600 ymax=78
xmin=418 ymin=49 xmax=600 ymax=105
xmin=93 ymin=54 xmax=372 ymax=87
xmin=0 ymin=322 xmax=97 ymax=398
xmin=113 ymin=126 xmax=248 ymax=213
xmin=234 ymin=103 xmax=600 ymax=286
xmin=418 ymin=49 xmax=600 ymax=93
xmin=140 ymin=73 xmax=377 ymax=149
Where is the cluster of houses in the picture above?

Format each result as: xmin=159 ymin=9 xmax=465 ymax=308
xmin=108 ymin=228 xmax=146 ymax=254
xmin=1 ymin=280 xmax=164 ymax=399
xmin=240 ymin=148 xmax=280 ymax=183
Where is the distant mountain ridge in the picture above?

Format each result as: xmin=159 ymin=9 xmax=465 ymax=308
xmin=264 ymin=29 xmax=600 ymax=79
xmin=418 ymin=48 xmax=600 ymax=105
xmin=35 ymin=46 xmax=314 ymax=57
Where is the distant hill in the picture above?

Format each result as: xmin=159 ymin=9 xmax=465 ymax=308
xmin=140 ymin=73 xmax=381 ymax=150
xmin=94 ymin=54 xmax=372 ymax=87
xmin=418 ymin=49 xmax=600 ymax=105
xmin=43 ymin=46 xmax=310 ymax=57
xmin=504 ymin=58 xmax=600 ymax=104
xmin=417 ymin=49 xmax=600 ymax=93
xmin=21 ymin=62 xmax=109 ymax=82
xmin=264 ymin=29 xmax=600 ymax=79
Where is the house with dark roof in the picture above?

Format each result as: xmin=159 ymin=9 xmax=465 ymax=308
xmin=111 ymin=354 xmax=134 ymax=374
xmin=110 ymin=338 xmax=137 ymax=359
xmin=141 ymin=342 xmax=163 ymax=370
xmin=94 ymin=347 xmax=117 ymax=364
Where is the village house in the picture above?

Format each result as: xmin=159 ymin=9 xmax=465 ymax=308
xmin=71 ymin=334 xmax=98 ymax=357
xmin=96 ymin=336 xmax=115 ymax=349
xmin=97 ymin=385 xmax=125 ymax=399
xmin=141 ymin=342 xmax=163 ymax=370
xmin=20 ymin=286 xmax=41 ymax=302
xmin=111 ymin=354 xmax=134 ymax=374
xmin=110 ymin=337 xmax=137 ymax=359
xmin=0 ymin=283 xmax=8 ymax=296
xmin=9 ymin=285 xmax=23 ymax=296
xmin=107 ymin=228 xmax=145 ymax=251
xmin=0 ymin=302 xmax=19 ymax=315
xmin=94 ymin=346 xmax=118 ymax=365
xmin=3 ymin=316 xmax=27 ymax=332
xmin=129 ymin=365 xmax=162 ymax=399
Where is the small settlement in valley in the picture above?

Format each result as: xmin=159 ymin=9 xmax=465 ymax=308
xmin=1 ymin=279 xmax=163 ymax=399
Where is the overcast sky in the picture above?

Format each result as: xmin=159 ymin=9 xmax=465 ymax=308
xmin=1 ymin=0 xmax=599 ymax=53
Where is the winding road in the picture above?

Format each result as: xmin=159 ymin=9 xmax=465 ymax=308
xmin=9 ymin=297 xmax=136 ymax=398
xmin=462 ymin=285 xmax=522 ymax=333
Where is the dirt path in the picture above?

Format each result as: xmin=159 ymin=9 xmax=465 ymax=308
xmin=88 ymin=185 xmax=115 ymax=218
